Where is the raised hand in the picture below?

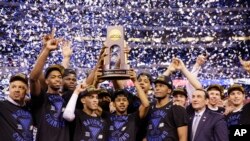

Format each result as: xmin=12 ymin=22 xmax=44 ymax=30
xmin=43 ymin=28 xmax=62 ymax=51
xmin=42 ymin=28 xmax=56 ymax=47
xmin=61 ymin=40 xmax=73 ymax=58
xmin=171 ymin=57 xmax=186 ymax=71
xmin=45 ymin=38 xmax=61 ymax=51
xmin=239 ymin=56 xmax=250 ymax=73
xmin=94 ymin=68 xmax=104 ymax=84
xmin=129 ymin=69 xmax=137 ymax=82
xmin=74 ymin=82 xmax=88 ymax=95
xmin=96 ymin=48 xmax=107 ymax=69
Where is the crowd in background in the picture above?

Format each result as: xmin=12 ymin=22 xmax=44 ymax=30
xmin=1 ymin=29 xmax=250 ymax=141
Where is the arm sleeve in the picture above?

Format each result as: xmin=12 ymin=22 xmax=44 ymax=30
xmin=63 ymin=93 xmax=79 ymax=122
xmin=172 ymin=105 xmax=188 ymax=127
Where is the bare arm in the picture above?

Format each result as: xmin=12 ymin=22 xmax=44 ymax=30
xmin=186 ymin=55 xmax=206 ymax=98
xmin=29 ymin=29 xmax=61 ymax=96
xmin=177 ymin=126 xmax=188 ymax=141
xmin=92 ymin=68 xmax=103 ymax=88
xmin=29 ymin=48 xmax=51 ymax=96
xmin=130 ymin=70 xmax=149 ymax=118
xmin=61 ymin=40 xmax=72 ymax=69
xmin=85 ymin=46 xmax=107 ymax=85
xmin=173 ymin=57 xmax=203 ymax=89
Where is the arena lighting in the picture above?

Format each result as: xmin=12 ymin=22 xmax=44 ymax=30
xmin=75 ymin=36 xmax=163 ymax=43
xmin=179 ymin=37 xmax=199 ymax=42
xmin=232 ymin=36 xmax=250 ymax=41
xmin=76 ymin=36 xmax=250 ymax=43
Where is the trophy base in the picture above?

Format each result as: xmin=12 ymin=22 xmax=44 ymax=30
xmin=100 ymin=69 xmax=130 ymax=80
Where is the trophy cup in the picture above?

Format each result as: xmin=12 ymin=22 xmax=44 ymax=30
xmin=100 ymin=26 xmax=130 ymax=79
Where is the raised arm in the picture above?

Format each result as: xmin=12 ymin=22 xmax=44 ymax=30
xmin=29 ymin=29 xmax=61 ymax=96
xmin=92 ymin=68 xmax=103 ymax=88
xmin=61 ymin=40 xmax=73 ymax=69
xmin=186 ymin=55 xmax=206 ymax=98
xmin=130 ymin=70 xmax=150 ymax=118
xmin=85 ymin=46 xmax=107 ymax=85
xmin=63 ymin=81 xmax=88 ymax=121
xmin=172 ymin=57 xmax=203 ymax=89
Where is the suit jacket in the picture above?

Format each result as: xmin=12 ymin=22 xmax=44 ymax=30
xmin=188 ymin=108 xmax=229 ymax=141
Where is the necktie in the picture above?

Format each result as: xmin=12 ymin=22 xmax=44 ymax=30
xmin=192 ymin=114 xmax=201 ymax=141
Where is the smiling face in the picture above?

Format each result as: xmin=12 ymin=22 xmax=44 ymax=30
xmin=113 ymin=95 xmax=129 ymax=115
xmin=173 ymin=94 xmax=187 ymax=107
xmin=9 ymin=80 xmax=27 ymax=104
xmin=207 ymin=89 xmax=221 ymax=106
xmin=45 ymin=70 xmax=63 ymax=91
xmin=228 ymin=90 xmax=245 ymax=107
xmin=81 ymin=93 xmax=99 ymax=111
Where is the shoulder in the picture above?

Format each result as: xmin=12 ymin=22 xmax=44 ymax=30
xmin=243 ymin=102 xmax=250 ymax=110
xmin=0 ymin=100 xmax=12 ymax=106
xmin=130 ymin=110 xmax=140 ymax=118
xmin=31 ymin=91 xmax=46 ymax=99
xmin=0 ymin=100 xmax=5 ymax=104
xmin=0 ymin=100 xmax=7 ymax=107
xmin=101 ymin=111 xmax=111 ymax=119
xmin=62 ymin=90 xmax=74 ymax=99
xmin=75 ymin=109 xmax=82 ymax=115
xmin=206 ymin=109 xmax=225 ymax=120
xmin=172 ymin=104 xmax=187 ymax=113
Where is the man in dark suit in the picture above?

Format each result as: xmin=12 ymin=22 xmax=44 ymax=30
xmin=188 ymin=89 xmax=229 ymax=141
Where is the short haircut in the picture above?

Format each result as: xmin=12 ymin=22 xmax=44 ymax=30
xmin=112 ymin=89 xmax=130 ymax=101
xmin=45 ymin=64 xmax=64 ymax=79
xmin=195 ymin=88 xmax=209 ymax=99
xmin=63 ymin=69 xmax=77 ymax=78
xmin=137 ymin=72 xmax=153 ymax=84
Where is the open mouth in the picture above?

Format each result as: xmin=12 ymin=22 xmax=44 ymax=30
xmin=13 ymin=94 xmax=20 ymax=98
xmin=119 ymin=105 xmax=126 ymax=109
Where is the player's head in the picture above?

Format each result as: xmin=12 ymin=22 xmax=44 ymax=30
xmin=137 ymin=72 xmax=153 ymax=93
xmin=227 ymin=84 xmax=245 ymax=107
xmin=79 ymin=86 xmax=101 ymax=111
xmin=173 ymin=87 xmax=188 ymax=107
xmin=112 ymin=89 xmax=130 ymax=115
xmin=62 ymin=69 xmax=77 ymax=91
xmin=9 ymin=73 xmax=29 ymax=105
xmin=44 ymin=64 xmax=64 ymax=91
xmin=154 ymin=75 xmax=173 ymax=99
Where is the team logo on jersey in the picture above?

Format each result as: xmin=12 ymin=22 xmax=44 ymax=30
xmin=12 ymin=109 xmax=33 ymax=141
xmin=109 ymin=115 xmax=130 ymax=141
xmin=82 ymin=118 xmax=104 ymax=140
xmin=45 ymin=95 xmax=65 ymax=128
xmin=227 ymin=113 xmax=241 ymax=127
xmin=147 ymin=109 xmax=168 ymax=140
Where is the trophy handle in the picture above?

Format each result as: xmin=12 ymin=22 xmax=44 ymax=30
xmin=124 ymin=51 xmax=129 ymax=69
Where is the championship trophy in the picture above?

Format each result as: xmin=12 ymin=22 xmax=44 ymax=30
xmin=100 ymin=26 xmax=130 ymax=79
